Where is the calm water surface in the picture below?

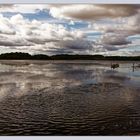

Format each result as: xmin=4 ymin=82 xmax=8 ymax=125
xmin=0 ymin=60 xmax=140 ymax=135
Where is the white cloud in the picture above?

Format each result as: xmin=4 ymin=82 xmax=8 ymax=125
xmin=0 ymin=13 xmax=93 ymax=55
xmin=0 ymin=4 xmax=49 ymax=13
xmin=0 ymin=4 xmax=139 ymax=56
xmin=0 ymin=14 xmax=16 ymax=35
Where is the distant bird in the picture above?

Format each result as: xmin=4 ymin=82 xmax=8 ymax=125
xmin=111 ymin=63 xmax=119 ymax=69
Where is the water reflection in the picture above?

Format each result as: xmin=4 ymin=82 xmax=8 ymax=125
xmin=0 ymin=60 xmax=139 ymax=135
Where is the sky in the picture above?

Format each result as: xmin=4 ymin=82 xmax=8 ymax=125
xmin=0 ymin=4 xmax=140 ymax=56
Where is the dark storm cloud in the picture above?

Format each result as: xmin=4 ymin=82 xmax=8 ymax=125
xmin=49 ymin=4 xmax=140 ymax=20
xmin=103 ymin=45 xmax=127 ymax=51
xmin=60 ymin=39 xmax=94 ymax=50
xmin=99 ymin=34 xmax=132 ymax=46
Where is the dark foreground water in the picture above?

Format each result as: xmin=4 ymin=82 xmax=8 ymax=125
xmin=0 ymin=60 xmax=140 ymax=136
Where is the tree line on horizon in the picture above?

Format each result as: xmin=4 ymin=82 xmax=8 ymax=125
xmin=0 ymin=52 xmax=139 ymax=61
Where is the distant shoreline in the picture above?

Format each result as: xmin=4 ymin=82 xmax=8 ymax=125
xmin=0 ymin=52 xmax=140 ymax=61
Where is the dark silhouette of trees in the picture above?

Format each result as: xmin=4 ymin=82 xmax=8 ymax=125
xmin=32 ymin=54 xmax=50 ymax=60
xmin=0 ymin=52 xmax=139 ymax=61
xmin=0 ymin=52 xmax=32 ymax=60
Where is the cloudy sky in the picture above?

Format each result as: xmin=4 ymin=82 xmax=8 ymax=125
xmin=0 ymin=4 xmax=140 ymax=56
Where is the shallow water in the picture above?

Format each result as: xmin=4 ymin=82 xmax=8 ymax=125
xmin=0 ymin=60 xmax=140 ymax=135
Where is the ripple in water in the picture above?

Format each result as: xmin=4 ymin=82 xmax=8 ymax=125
xmin=0 ymin=60 xmax=139 ymax=135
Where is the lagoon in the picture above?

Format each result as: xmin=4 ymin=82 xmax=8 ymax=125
xmin=0 ymin=60 xmax=139 ymax=135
